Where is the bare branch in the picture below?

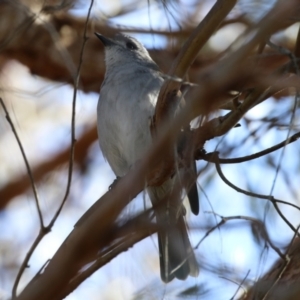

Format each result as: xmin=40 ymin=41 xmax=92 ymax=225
xmin=199 ymin=132 xmax=300 ymax=164
xmin=211 ymin=153 xmax=300 ymax=235
xmin=11 ymin=0 xmax=95 ymax=297
xmin=48 ymin=0 xmax=95 ymax=228
xmin=0 ymin=98 xmax=43 ymax=227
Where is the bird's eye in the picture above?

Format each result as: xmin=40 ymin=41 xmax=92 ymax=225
xmin=126 ymin=41 xmax=138 ymax=50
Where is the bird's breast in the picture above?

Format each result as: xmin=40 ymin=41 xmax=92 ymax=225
xmin=97 ymin=72 xmax=162 ymax=176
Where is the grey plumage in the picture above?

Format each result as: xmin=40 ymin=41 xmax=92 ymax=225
xmin=96 ymin=33 xmax=199 ymax=282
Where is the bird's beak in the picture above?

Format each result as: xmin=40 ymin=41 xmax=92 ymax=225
xmin=94 ymin=33 xmax=115 ymax=47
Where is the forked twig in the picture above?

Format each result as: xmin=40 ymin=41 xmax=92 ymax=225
xmin=211 ymin=153 xmax=300 ymax=236
xmin=10 ymin=0 xmax=95 ymax=297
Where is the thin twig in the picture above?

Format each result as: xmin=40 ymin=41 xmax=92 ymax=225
xmin=267 ymin=41 xmax=300 ymax=196
xmin=0 ymin=98 xmax=44 ymax=228
xmin=262 ymin=255 xmax=291 ymax=300
xmin=10 ymin=1 xmax=94 ymax=297
xmin=211 ymin=153 xmax=300 ymax=236
xmin=285 ymin=224 xmax=300 ymax=255
xmin=230 ymin=269 xmax=251 ymax=300
xmin=195 ymin=213 xmax=283 ymax=259
xmin=48 ymin=0 xmax=94 ymax=227
xmin=220 ymin=269 xmax=250 ymax=300
xmin=200 ymin=132 xmax=300 ymax=164
xmin=11 ymin=229 xmax=46 ymax=298
xmin=263 ymin=38 xmax=300 ymax=233
xmin=249 ymin=226 xmax=300 ymax=299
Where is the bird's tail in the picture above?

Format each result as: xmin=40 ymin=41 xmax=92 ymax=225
xmin=147 ymin=180 xmax=199 ymax=283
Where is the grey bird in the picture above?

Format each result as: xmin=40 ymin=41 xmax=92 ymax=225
xmin=95 ymin=32 xmax=199 ymax=282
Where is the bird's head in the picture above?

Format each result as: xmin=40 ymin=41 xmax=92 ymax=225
xmin=95 ymin=33 xmax=158 ymax=70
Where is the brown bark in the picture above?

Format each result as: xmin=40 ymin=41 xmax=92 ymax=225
xmin=243 ymin=238 xmax=300 ymax=300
